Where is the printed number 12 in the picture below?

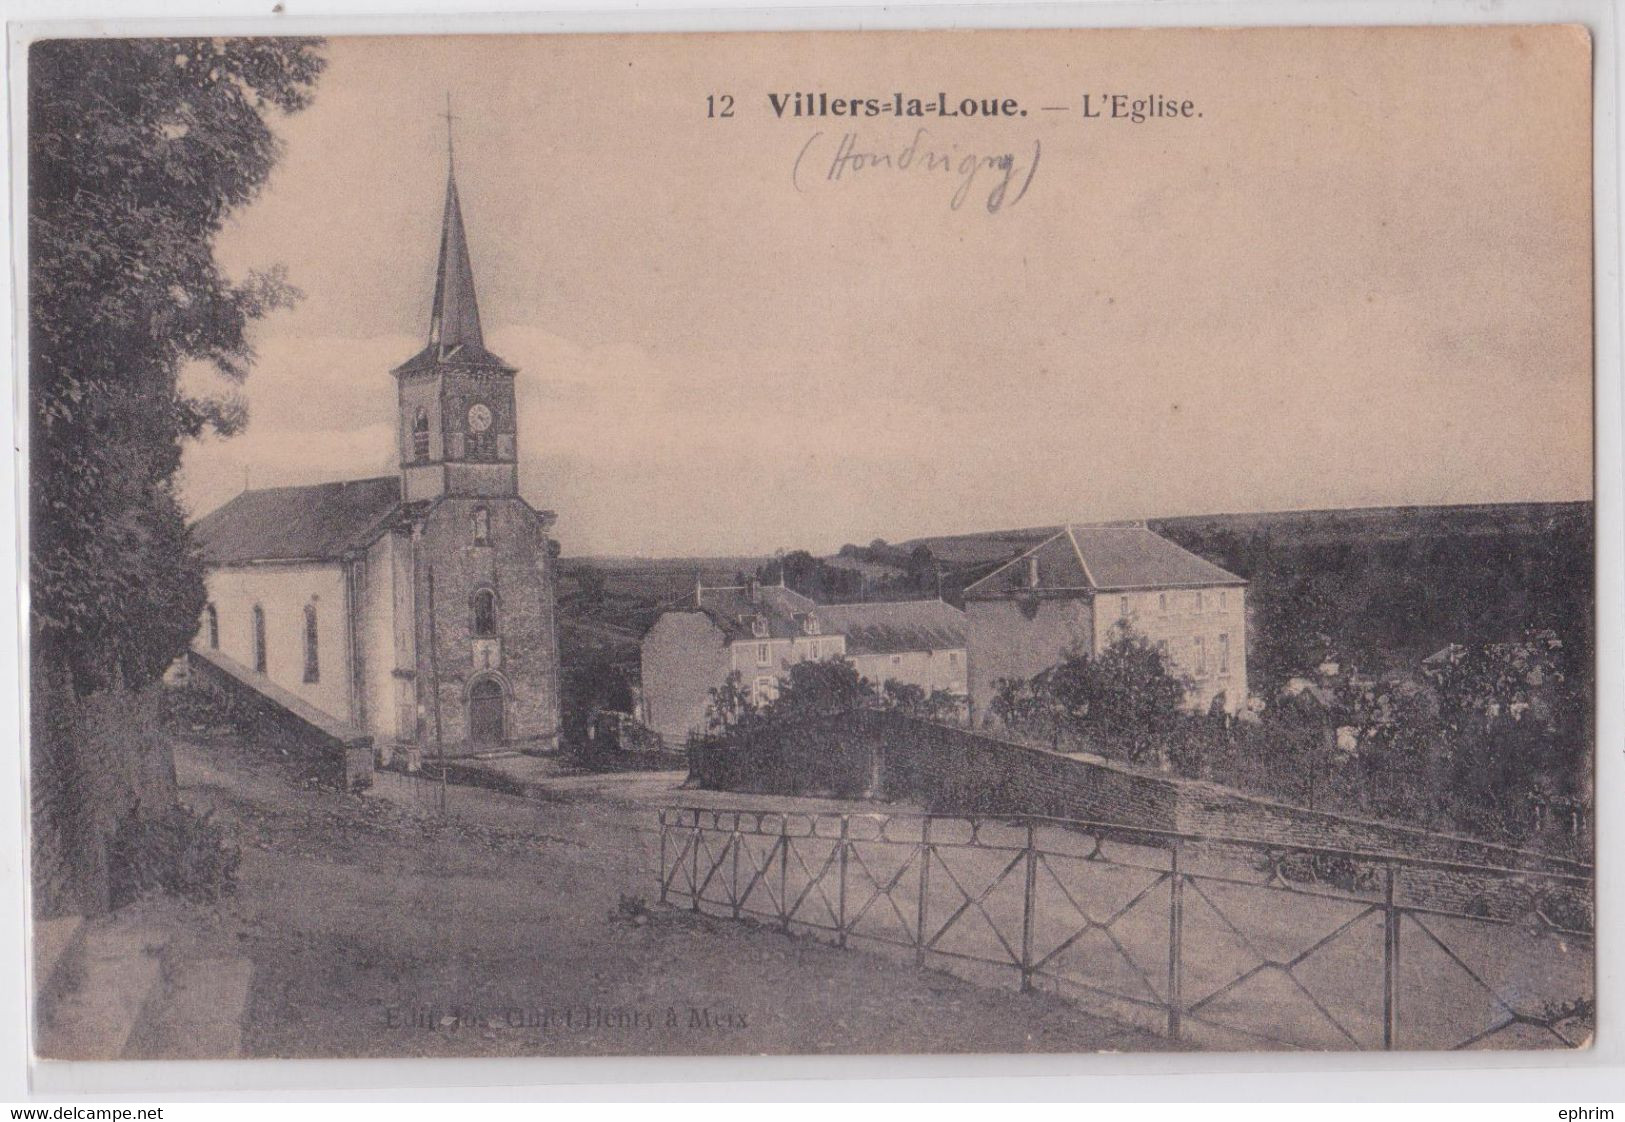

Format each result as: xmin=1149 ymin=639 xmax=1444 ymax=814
xmin=707 ymin=94 xmax=735 ymax=118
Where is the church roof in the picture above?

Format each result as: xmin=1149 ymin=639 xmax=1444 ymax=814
xmin=392 ymin=167 xmax=514 ymax=376
xmin=964 ymin=523 xmax=1245 ymax=597
xmin=193 ymin=476 xmax=404 ymax=564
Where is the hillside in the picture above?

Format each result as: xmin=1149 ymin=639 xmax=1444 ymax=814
xmin=870 ymin=501 xmax=1593 ymax=573
xmin=849 ymin=501 xmax=1592 ymax=692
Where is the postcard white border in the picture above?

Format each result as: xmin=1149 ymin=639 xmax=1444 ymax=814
xmin=2 ymin=0 xmax=1619 ymax=1101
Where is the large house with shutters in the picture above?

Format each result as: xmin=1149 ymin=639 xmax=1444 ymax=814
xmin=190 ymin=154 xmax=563 ymax=757
xmin=963 ymin=523 xmax=1248 ymax=724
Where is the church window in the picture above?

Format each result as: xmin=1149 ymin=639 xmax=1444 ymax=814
xmin=472 ymin=588 xmax=498 ymax=638
xmin=412 ymin=407 xmax=430 ymax=461
xmin=472 ymin=507 xmax=490 ymax=546
xmin=205 ymin=603 xmax=218 ymax=649
xmin=252 ymin=605 xmax=267 ymax=674
xmin=303 ymin=604 xmax=320 ymax=683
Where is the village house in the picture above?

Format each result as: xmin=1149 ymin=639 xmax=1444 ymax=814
xmin=962 ymin=523 xmax=1247 ymax=723
xmin=190 ymin=154 xmax=563 ymax=757
xmin=640 ymin=579 xmax=967 ymax=746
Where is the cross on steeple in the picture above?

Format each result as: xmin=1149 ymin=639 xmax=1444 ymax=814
xmin=441 ymin=92 xmax=458 ymax=167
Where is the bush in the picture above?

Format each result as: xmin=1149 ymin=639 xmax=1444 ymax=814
xmin=159 ymin=682 xmax=247 ymax=734
xmin=108 ymin=803 xmax=240 ymax=907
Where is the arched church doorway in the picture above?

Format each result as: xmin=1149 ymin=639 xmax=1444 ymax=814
xmin=468 ymin=676 xmax=505 ymax=745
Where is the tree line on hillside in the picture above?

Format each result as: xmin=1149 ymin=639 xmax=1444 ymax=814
xmin=1150 ymin=510 xmax=1594 ymax=699
xmin=754 ymin=546 xmax=948 ymax=602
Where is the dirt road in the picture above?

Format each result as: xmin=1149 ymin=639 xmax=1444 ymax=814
xmin=156 ymin=735 xmax=1168 ymax=1058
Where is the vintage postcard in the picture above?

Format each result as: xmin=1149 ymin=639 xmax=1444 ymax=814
xmin=24 ymin=23 xmax=1594 ymax=1063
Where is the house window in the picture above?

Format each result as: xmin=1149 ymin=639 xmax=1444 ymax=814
xmin=251 ymin=605 xmax=267 ymax=674
xmin=891 ymin=655 xmax=903 ymax=666
xmin=753 ymin=676 xmax=774 ymax=706
xmin=750 ymin=615 xmax=769 ymax=638
xmin=472 ymin=506 xmax=490 ymax=546
xmin=1119 ymin=595 xmax=1131 ymax=618
xmin=1193 ymin=591 xmax=1204 ymax=613
xmin=205 ymin=603 xmax=218 ymax=649
xmin=949 ymin=651 xmax=960 ymax=665
xmin=1195 ymin=635 xmax=1206 ymax=675
xmin=472 ymin=588 xmax=498 ymax=638
xmin=757 ymin=642 xmax=771 ymax=666
xmin=1219 ymin=633 xmax=1230 ymax=675
xmin=303 ymin=604 xmax=319 ymax=683
xmin=1220 ymin=590 xmax=1228 ymax=611
xmin=1158 ymin=592 xmax=1167 ymax=613
xmin=411 ymin=407 xmax=430 ymax=461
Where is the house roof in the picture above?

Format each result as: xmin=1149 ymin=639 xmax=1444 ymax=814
xmin=669 ymin=584 xmax=965 ymax=654
xmin=687 ymin=583 xmax=820 ymax=641
xmin=964 ymin=523 xmax=1245 ymax=597
xmin=811 ymin=599 xmax=966 ymax=655
xmin=192 ymin=476 xmax=404 ymax=565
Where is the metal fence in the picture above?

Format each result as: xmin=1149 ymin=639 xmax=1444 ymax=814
xmin=656 ymin=807 xmax=1593 ymax=1051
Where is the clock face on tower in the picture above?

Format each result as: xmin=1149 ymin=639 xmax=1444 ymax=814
xmin=466 ymin=403 xmax=493 ymax=433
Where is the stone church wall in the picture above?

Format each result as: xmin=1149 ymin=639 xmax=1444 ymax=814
xmin=415 ymin=498 xmax=560 ymax=753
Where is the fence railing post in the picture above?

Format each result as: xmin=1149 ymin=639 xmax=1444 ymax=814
xmin=837 ymin=815 xmax=850 ymax=948
xmin=1021 ymin=819 xmax=1038 ymax=993
xmin=730 ymin=815 xmax=742 ymax=920
xmin=916 ymin=816 xmax=933 ymax=966
xmin=658 ymin=811 xmax=669 ymax=904
xmin=690 ymin=808 xmax=701 ymax=912
xmin=1167 ymin=840 xmax=1184 ymax=1040
xmin=1383 ymin=865 xmax=1400 ymax=1050
xmin=779 ymin=815 xmax=791 ymax=932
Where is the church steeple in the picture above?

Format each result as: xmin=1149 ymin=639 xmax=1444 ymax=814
xmin=429 ymin=170 xmax=485 ymax=352
xmin=393 ymin=120 xmax=520 ymax=504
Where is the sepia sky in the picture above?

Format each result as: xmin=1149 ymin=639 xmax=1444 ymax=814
xmin=178 ymin=26 xmax=1594 ymax=557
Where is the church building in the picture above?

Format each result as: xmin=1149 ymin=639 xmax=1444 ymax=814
xmin=191 ymin=156 xmax=563 ymax=756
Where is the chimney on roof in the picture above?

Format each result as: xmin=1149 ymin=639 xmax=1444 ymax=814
xmin=1026 ymin=555 xmax=1040 ymax=589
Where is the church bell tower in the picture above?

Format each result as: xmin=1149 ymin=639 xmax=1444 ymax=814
xmin=392 ymin=156 xmax=519 ymax=502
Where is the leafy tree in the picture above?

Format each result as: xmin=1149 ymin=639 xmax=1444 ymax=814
xmin=560 ymin=651 xmax=634 ymax=754
xmin=905 ymin=544 xmax=938 ymax=594
xmin=30 ymin=37 xmax=326 ymax=692
xmin=704 ymin=671 xmax=758 ymax=735
xmin=991 ymin=632 xmax=1191 ymax=766
xmin=879 ymin=680 xmax=966 ymax=723
xmin=762 ymin=657 xmax=876 ymax=721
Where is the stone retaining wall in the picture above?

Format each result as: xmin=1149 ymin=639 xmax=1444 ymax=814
xmin=188 ymin=647 xmax=373 ymax=790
